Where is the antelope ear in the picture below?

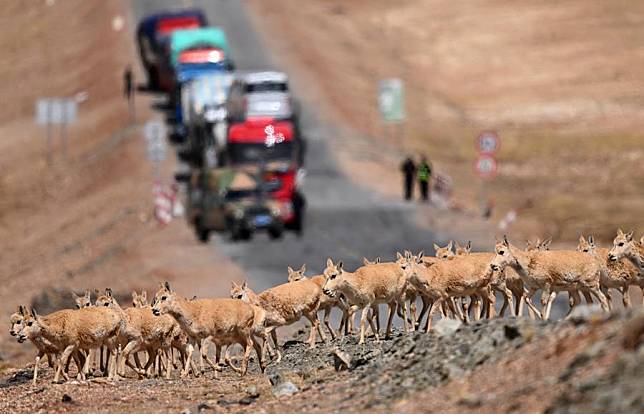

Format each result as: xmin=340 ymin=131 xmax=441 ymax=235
xmin=141 ymin=291 xmax=147 ymax=301
xmin=18 ymin=305 xmax=26 ymax=316
xmin=30 ymin=308 xmax=39 ymax=318
xmin=617 ymin=228 xmax=624 ymax=236
xmin=106 ymin=288 xmax=113 ymax=298
xmin=433 ymin=243 xmax=440 ymax=251
xmin=326 ymin=258 xmax=334 ymax=268
xmin=588 ymin=235 xmax=595 ymax=246
xmin=72 ymin=291 xmax=80 ymax=300
xmin=396 ymin=252 xmax=404 ymax=261
xmin=287 ymin=266 xmax=294 ymax=274
xmin=363 ymin=258 xmax=370 ymax=265
xmin=241 ymin=280 xmax=247 ymax=289
xmin=640 ymin=236 xmax=644 ymax=244
xmin=84 ymin=289 xmax=91 ymax=298
xmin=625 ymin=230 xmax=634 ymax=241
xmin=466 ymin=241 xmax=472 ymax=250
xmin=375 ymin=257 xmax=381 ymax=264
xmin=164 ymin=281 xmax=172 ymax=292
xmin=131 ymin=291 xmax=138 ymax=300
xmin=337 ymin=261 xmax=344 ymax=271
xmin=579 ymin=235 xmax=585 ymax=244
xmin=503 ymin=235 xmax=510 ymax=247
xmin=299 ymin=264 xmax=306 ymax=273
xmin=447 ymin=240 xmax=454 ymax=250
xmin=417 ymin=251 xmax=424 ymax=260
xmin=542 ymin=237 xmax=552 ymax=249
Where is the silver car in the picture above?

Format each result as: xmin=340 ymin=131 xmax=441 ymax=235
xmin=226 ymin=71 xmax=294 ymax=122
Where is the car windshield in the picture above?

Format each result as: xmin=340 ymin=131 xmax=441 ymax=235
xmin=245 ymin=82 xmax=288 ymax=93
xmin=224 ymin=188 xmax=258 ymax=200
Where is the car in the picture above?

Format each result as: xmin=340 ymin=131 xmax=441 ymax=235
xmin=186 ymin=168 xmax=284 ymax=243
xmin=136 ymin=10 xmax=208 ymax=90
xmin=226 ymin=71 xmax=297 ymax=123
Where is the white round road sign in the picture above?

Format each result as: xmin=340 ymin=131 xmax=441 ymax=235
xmin=475 ymin=154 xmax=498 ymax=179
xmin=477 ymin=131 xmax=500 ymax=154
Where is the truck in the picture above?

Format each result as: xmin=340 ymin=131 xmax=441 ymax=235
xmin=186 ymin=168 xmax=284 ymax=242
xmin=136 ymin=10 xmax=208 ymax=91
xmin=167 ymin=28 xmax=234 ymax=142
xmin=180 ymin=71 xmax=234 ymax=167
xmin=225 ymin=118 xmax=305 ymax=232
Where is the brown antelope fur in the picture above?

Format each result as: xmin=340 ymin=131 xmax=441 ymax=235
xmin=18 ymin=305 xmax=121 ymax=382
xmin=322 ymin=258 xmax=409 ymax=344
xmin=72 ymin=289 xmax=112 ymax=375
xmin=287 ymin=264 xmax=350 ymax=340
xmin=609 ymin=229 xmax=644 ymax=274
xmin=152 ymin=282 xmax=263 ymax=376
xmin=131 ymin=290 xmax=190 ymax=374
xmin=96 ymin=289 xmax=186 ymax=379
xmin=11 ymin=305 xmax=83 ymax=384
xmin=490 ymin=236 xmax=609 ymax=320
xmin=400 ymin=251 xmax=496 ymax=332
xmin=73 ymin=290 xmax=92 ymax=309
xmin=229 ymin=275 xmax=324 ymax=363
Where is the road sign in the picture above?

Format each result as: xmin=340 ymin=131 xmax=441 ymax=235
xmin=378 ymin=78 xmax=405 ymax=123
xmin=36 ymin=98 xmax=77 ymax=125
xmin=474 ymin=154 xmax=498 ymax=179
xmin=144 ymin=121 xmax=167 ymax=162
xmin=476 ymin=131 xmax=500 ymax=154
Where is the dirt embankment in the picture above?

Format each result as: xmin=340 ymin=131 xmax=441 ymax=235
xmin=1 ymin=308 xmax=642 ymax=413
xmin=246 ymin=0 xmax=644 ymax=243
xmin=0 ymin=1 xmax=243 ymax=366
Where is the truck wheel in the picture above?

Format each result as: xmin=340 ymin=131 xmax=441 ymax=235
xmin=268 ymin=226 xmax=283 ymax=240
xmin=197 ymin=227 xmax=210 ymax=243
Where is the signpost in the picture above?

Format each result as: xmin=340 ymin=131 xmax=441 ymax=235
xmin=36 ymin=98 xmax=78 ymax=164
xmin=144 ymin=120 xmax=167 ymax=179
xmin=378 ymin=78 xmax=405 ymax=146
xmin=475 ymin=131 xmax=501 ymax=217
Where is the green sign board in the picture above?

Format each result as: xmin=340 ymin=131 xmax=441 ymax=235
xmin=378 ymin=78 xmax=405 ymax=123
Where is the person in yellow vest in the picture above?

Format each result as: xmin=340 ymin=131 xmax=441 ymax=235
xmin=417 ymin=155 xmax=432 ymax=202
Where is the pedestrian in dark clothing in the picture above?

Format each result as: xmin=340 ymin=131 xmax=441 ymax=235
xmin=418 ymin=156 xmax=432 ymax=202
xmin=123 ymin=66 xmax=133 ymax=99
xmin=123 ymin=65 xmax=135 ymax=123
xmin=400 ymin=156 xmax=417 ymax=201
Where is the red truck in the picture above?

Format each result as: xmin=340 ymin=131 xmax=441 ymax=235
xmin=226 ymin=118 xmax=304 ymax=232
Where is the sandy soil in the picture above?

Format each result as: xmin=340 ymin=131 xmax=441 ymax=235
xmin=0 ymin=0 xmax=243 ymax=367
xmin=246 ymin=0 xmax=644 ymax=243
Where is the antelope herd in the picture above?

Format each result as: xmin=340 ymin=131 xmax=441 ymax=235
xmin=8 ymin=229 xmax=644 ymax=384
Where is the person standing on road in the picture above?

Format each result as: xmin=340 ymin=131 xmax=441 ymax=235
xmin=417 ymin=155 xmax=432 ymax=202
xmin=400 ymin=156 xmax=417 ymax=201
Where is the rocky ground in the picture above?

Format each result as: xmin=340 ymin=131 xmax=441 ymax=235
xmin=1 ymin=306 xmax=642 ymax=413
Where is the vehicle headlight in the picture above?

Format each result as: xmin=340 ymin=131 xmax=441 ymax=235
xmin=234 ymin=209 xmax=244 ymax=219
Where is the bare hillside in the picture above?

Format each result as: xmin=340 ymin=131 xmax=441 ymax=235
xmin=248 ymin=0 xmax=644 ymax=242
xmin=0 ymin=0 xmax=243 ymax=366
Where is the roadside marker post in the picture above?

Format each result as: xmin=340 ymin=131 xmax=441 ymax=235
xmin=144 ymin=120 xmax=167 ymax=180
xmin=36 ymin=97 xmax=78 ymax=164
